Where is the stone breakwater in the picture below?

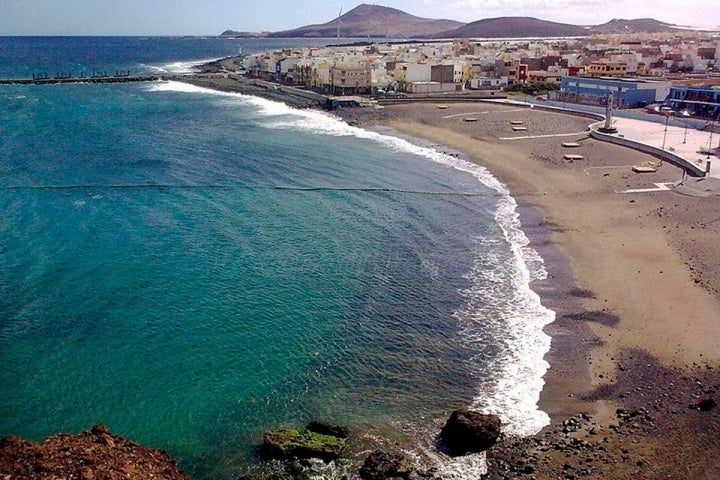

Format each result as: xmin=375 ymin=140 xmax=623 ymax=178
xmin=0 ymin=76 xmax=161 ymax=85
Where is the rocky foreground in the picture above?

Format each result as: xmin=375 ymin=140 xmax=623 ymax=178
xmin=2 ymin=378 xmax=719 ymax=480
xmin=0 ymin=423 xmax=189 ymax=480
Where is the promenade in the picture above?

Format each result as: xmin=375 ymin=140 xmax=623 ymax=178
xmin=488 ymin=98 xmax=720 ymax=186
xmin=609 ymin=116 xmax=719 ymax=179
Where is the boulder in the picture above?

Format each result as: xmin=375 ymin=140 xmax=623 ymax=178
xmin=694 ymin=394 xmax=717 ymax=411
xmin=359 ymin=450 xmax=413 ymax=480
xmin=439 ymin=409 xmax=501 ymax=456
xmin=263 ymin=427 xmax=346 ymax=462
xmin=305 ymin=421 xmax=350 ymax=439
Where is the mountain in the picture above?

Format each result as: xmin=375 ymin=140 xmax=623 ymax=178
xmin=431 ymin=17 xmax=588 ymax=39
xmin=589 ymin=18 xmax=679 ymax=34
xmin=267 ymin=4 xmax=465 ymax=38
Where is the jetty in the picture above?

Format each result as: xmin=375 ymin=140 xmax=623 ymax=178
xmin=0 ymin=75 xmax=162 ymax=85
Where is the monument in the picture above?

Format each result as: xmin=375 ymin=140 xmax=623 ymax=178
xmin=598 ymin=91 xmax=619 ymax=133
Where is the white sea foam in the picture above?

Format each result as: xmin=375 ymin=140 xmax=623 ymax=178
xmin=145 ymin=81 xmax=230 ymax=94
xmin=147 ymin=80 xmax=555 ymax=465
xmin=234 ymin=95 xmax=555 ymax=442
xmin=261 ymin=100 xmax=554 ymax=436
xmin=142 ymin=58 xmax=221 ymax=74
xmin=414 ymin=446 xmax=488 ymax=478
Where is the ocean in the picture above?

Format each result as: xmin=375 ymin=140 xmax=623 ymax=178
xmin=0 ymin=37 xmax=554 ymax=479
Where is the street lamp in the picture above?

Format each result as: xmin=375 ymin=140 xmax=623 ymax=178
xmin=681 ymin=110 xmax=690 ymax=144
xmin=660 ymin=111 xmax=671 ymax=167
xmin=707 ymin=110 xmax=720 ymax=160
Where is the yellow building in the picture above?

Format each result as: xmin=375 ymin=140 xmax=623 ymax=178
xmin=587 ymin=60 xmax=628 ymax=77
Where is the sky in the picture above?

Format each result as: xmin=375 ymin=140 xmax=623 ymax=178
xmin=1 ymin=0 xmax=718 ymax=36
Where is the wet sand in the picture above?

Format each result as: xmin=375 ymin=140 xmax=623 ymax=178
xmin=339 ymin=102 xmax=720 ymax=478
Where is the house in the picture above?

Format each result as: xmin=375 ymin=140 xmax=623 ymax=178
xmin=394 ymin=62 xmax=432 ymax=84
xmin=330 ymin=63 xmax=372 ymax=95
xmin=528 ymin=68 xmax=562 ymax=84
xmin=470 ymin=76 xmax=507 ymax=89
xmin=495 ymin=59 xmax=528 ymax=85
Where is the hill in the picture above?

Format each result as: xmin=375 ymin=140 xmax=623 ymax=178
xmin=589 ymin=18 xmax=679 ymax=34
xmin=220 ymin=30 xmax=269 ymax=38
xmin=431 ymin=16 xmax=588 ymax=39
xmin=267 ymin=4 xmax=464 ymax=38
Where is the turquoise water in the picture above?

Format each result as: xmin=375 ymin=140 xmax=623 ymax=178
xmin=0 ymin=48 xmax=554 ymax=478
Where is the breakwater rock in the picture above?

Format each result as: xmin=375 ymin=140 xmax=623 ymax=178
xmin=0 ymin=423 xmax=190 ymax=480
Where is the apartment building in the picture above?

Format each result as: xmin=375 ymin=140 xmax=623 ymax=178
xmin=586 ymin=60 xmax=628 ymax=77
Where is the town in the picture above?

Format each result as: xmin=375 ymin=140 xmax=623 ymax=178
xmin=236 ymin=31 xmax=720 ymax=118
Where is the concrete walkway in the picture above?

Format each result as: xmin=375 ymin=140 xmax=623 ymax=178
xmin=609 ymin=116 xmax=719 ymax=179
xmin=485 ymin=97 xmax=720 ymax=179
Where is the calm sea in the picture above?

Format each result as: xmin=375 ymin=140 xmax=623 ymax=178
xmin=0 ymin=37 xmax=554 ymax=479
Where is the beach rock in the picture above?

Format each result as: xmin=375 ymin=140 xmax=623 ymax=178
xmin=263 ymin=427 xmax=346 ymax=462
xmin=237 ymin=475 xmax=291 ymax=480
xmin=0 ymin=424 xmax=190 ymax=480
xmin=439 ymin=409 xmax=501 ymax=456
xmin=692 ymin=394 xmax=717 ymax=411
xmin=306 ymin=421 xmax=350 ymax=439
xmin=359 ymin=450 xmax=413 ymax=480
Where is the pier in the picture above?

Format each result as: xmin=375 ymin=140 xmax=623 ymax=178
xmin=0 ymin=75 xmax=164 ymax=85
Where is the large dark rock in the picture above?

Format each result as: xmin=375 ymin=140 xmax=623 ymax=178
xmin=359 ymin=450 xmax=413 ymax=480
xmin=306 ymin=421 xmax=350 ymax=439
xmin=439 ymin=409 xmax=502 ymax=456
xmin=693 ymin=394 xmax=717 ymax=411
xmin=263 ymin=427 xmax=346 ymax=462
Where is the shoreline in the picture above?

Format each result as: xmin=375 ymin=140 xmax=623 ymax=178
xmin=159 ymin=77 xmax=720 ymax=475
xmin=5 ymin=73 xmax=720 ymax=478
xmin=350 ymin=103 xmax=720 ymax=477
xmin=365 ymin=122 xmax=600 ymax=425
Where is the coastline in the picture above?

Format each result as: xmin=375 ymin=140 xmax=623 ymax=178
xmin=6 ymin=68 xmax=720 ymax=478
xmin=349 ymin=102 xmax=720 ymax=478
xmin=157 ymin=75 xmax=720 ymax=475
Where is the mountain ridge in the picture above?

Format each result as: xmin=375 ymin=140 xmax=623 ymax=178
xmin=431 ymin=16 xmax=589 ymax=39
xmin=266 ymin=4 xmax=465 ymax=38
xmin=221 ymin=5 xmax=683 ymax=39
xmin=589 ymin=18 xmax=679 ymax=34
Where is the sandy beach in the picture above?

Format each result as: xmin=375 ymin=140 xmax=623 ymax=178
xmin=338 ymin=102 xmax=720 ymax=478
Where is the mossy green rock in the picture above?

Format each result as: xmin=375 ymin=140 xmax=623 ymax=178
xmin=359 ymin=450 xmax=413 ymax=480
xmin=263 ymin=428 xmax=346 ymax=462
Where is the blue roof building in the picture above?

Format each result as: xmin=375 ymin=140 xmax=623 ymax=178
xmin=560 ymin=77 xmax=671 ymax=109
xmin=666 ymin=85 xmax=720 ymax=119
